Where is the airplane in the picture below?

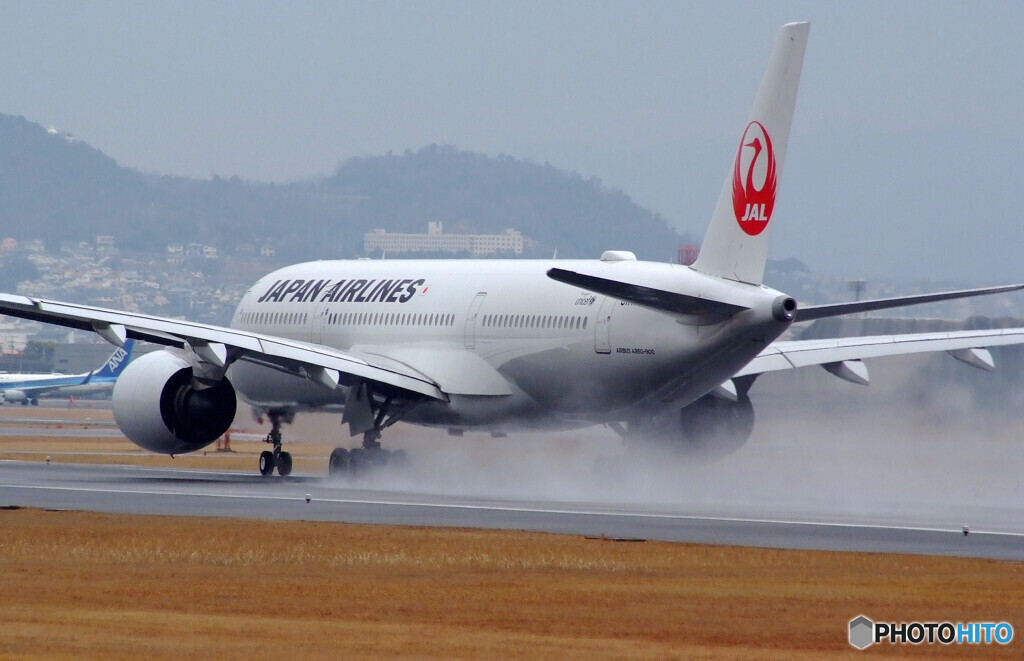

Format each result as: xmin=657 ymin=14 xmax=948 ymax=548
xmin=0 ymin=340 xmax=135 ymax=405
xmin=2 ymin=22 xmax=1024 ymax=478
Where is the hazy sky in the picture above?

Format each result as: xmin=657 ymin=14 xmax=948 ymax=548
xmin=2 ymin=1 xmax=1023 ymax=282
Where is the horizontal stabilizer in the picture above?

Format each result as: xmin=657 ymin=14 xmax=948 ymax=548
xmin=796 ymin=283 xmax=1024 ymax=322
xmin=546 ymin=268 xmax=748 ymax=319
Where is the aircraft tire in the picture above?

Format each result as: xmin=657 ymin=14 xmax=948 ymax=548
xmin=328 ymin=448 xmax=350 ymax=475
xmin=277 ymin=451 xmax=293 ymax=477
xmin=259 ymin=450 xmax=276 ymax=477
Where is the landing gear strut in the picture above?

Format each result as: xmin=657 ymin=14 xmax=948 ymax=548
xmin=259 ymin=411 xmax=294 ymax=477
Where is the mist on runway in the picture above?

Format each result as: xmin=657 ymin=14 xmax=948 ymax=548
xmin=250 ymin=350 xmax=1024 ymax=534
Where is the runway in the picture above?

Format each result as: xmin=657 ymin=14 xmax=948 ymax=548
xmin=1 ymin=460 xmax=1021 ymax=561
xmin=0 ymin=427 xmax=123 ymax=437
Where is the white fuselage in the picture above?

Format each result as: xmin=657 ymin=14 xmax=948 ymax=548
xmin=227 ymin=259 xmax=792 ymax=431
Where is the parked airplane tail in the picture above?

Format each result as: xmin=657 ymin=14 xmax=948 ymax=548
xmin=86 ymin=339 xmax=135 ymax=382
xmin=692 ymin=21 xmax=809 ymax=285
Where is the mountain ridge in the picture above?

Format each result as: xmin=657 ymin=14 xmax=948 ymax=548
xmin=0 ymin=114 xmax=687 ymax=262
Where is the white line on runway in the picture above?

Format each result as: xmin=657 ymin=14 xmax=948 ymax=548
xmin=8 ymin=480 xmax=1024 ymax=539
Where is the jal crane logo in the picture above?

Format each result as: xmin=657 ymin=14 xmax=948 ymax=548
xmin=732 ymin=120 xmax=777 ymax=236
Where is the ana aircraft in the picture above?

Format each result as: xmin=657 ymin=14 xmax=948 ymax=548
xmin=2 ymin=22 xmax=1024 ymax=477
xmin=0 ymin=340 xmax=134 ymax=405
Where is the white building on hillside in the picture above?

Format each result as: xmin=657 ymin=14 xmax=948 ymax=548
xmin=364 ymin=222 xmax=523 ymax=257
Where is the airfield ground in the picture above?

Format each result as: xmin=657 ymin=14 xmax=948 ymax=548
xmin=1 ymin=403 xmax=1022 ymax=659
xmin=2 ymin=507 xmax=1024 ymax=660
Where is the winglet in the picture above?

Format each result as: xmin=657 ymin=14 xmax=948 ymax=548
xmin=692 ymin=22 xmax=809 ymax=284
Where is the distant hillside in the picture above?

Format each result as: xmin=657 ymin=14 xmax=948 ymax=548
xmin=0 ymin=115 xmax=686 ymax=261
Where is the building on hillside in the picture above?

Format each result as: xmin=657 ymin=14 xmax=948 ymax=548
xmin=166 ymin=244 xmax=184 ymax=264
xmin=364 ymin=221 xmax=523 ymax=257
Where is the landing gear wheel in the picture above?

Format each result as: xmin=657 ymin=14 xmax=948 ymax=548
xmin=329 ymin=448 xmax=350 ymax=476
xmin=259 ymin=450 xmax=276 ymax=477
xmin=277 ymin=451 xmax=293 ymax=477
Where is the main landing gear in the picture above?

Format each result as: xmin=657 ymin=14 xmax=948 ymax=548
xmin=328 ymin=429 xmax=408 ymax=477
xmin=258 ymin=411 xmax=294 ymax=477
xmin=328 ymin=389 xmax=413 ymax=477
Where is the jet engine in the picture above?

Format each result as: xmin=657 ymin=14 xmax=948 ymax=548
xmin=630 ymin=394 xmax=755 ymax=460
xmin=112 ymin=349 xmax=236 ymax=455
xmin=1 ymin=389 xmax=29 ymax=405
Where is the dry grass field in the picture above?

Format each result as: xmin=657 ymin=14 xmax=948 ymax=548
xmin=1 ymin=507 xmax=1023 ymax=660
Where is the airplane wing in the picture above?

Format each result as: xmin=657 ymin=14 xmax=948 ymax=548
xmin=733 ymin=328 xmax=1024 ymax=383
xmin=0 ymin=293 xmax=445 ymax=401
xmin=795 ymin=284 xmax=1024 ymax=322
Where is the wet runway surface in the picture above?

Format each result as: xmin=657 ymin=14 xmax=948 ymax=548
xmin=1 ymin=460 xmax=1020 ymax=561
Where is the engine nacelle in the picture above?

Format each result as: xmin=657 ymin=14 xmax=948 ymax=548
xmin=1 ymin=389 xmax=27 ymax=404
xmin=630 ymin=394 xmax=755 ymax=461
xmin=113 ymin=349 xmax=237 ymax=455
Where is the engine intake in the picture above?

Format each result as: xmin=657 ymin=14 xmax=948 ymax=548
xmin=113 ymin=350 xmax=236 ymax=455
